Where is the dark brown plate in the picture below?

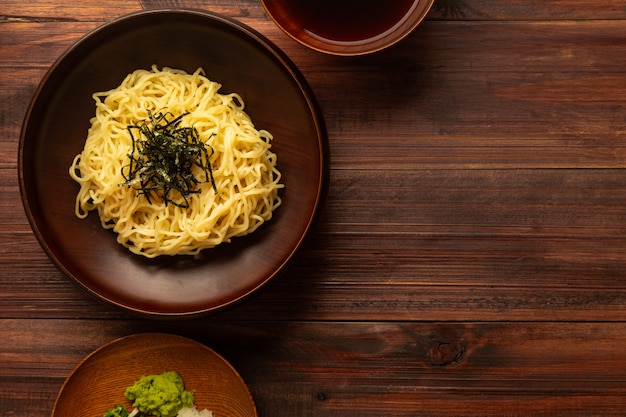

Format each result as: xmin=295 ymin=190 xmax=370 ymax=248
xmin=52 ymin=333 xmax=257 ymax=417
xmin=19 ymin=9 xmax=327 ymax=318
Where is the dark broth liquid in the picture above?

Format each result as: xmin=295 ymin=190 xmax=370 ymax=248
xmin=280 ymin=0 xmax=416 ymax=42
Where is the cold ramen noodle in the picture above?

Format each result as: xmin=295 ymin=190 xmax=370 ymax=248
xmin=69 ymin=66 xmax=283 ymax=258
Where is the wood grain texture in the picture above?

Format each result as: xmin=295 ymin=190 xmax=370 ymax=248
xmin=3 ymin=0 xmax=626 ymax=415
xmin=5 ymin=320 xmax=626 ymax=416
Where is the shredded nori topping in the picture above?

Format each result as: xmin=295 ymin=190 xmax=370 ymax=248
xmin=119 ymin=110 xmax=217 ymax=208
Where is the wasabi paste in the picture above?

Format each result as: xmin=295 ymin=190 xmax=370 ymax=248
xmin=124 ymin=371 xmax=195 ymax=417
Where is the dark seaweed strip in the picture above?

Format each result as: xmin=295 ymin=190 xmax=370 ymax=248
xmin=119 ymin=110 xmax=217 ymax=208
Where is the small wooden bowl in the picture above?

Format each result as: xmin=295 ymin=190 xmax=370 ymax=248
xmin=52 ymin=333 xmax=257 ymax=417
xmin=260 ymin=0 xmax=435 ymax=56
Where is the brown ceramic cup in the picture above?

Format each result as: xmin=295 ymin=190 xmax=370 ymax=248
xmin=260 ymin=0 xmax=435 ymax=56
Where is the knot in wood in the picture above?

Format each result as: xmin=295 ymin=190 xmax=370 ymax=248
xmin=428 ymin=340 xmax=466 ymax=367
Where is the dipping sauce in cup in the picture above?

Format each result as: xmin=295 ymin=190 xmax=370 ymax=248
xmin=260 ymin=0 xmax=435 ymax=56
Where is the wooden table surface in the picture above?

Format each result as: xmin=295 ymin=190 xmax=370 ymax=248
xmin=4 ymin=0 xmax=626 ymax=415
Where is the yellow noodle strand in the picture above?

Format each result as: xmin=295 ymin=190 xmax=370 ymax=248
xmin=69 ymin=66 xmax=283 ymax=258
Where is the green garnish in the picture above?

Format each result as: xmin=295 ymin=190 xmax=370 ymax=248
xmin=103 ymin=404 xmax=130 ymax=417
xmin=120 ymin=110 xmax=217 ymax=208
xmin=125 ymin=371 xmax=194 ymax=417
